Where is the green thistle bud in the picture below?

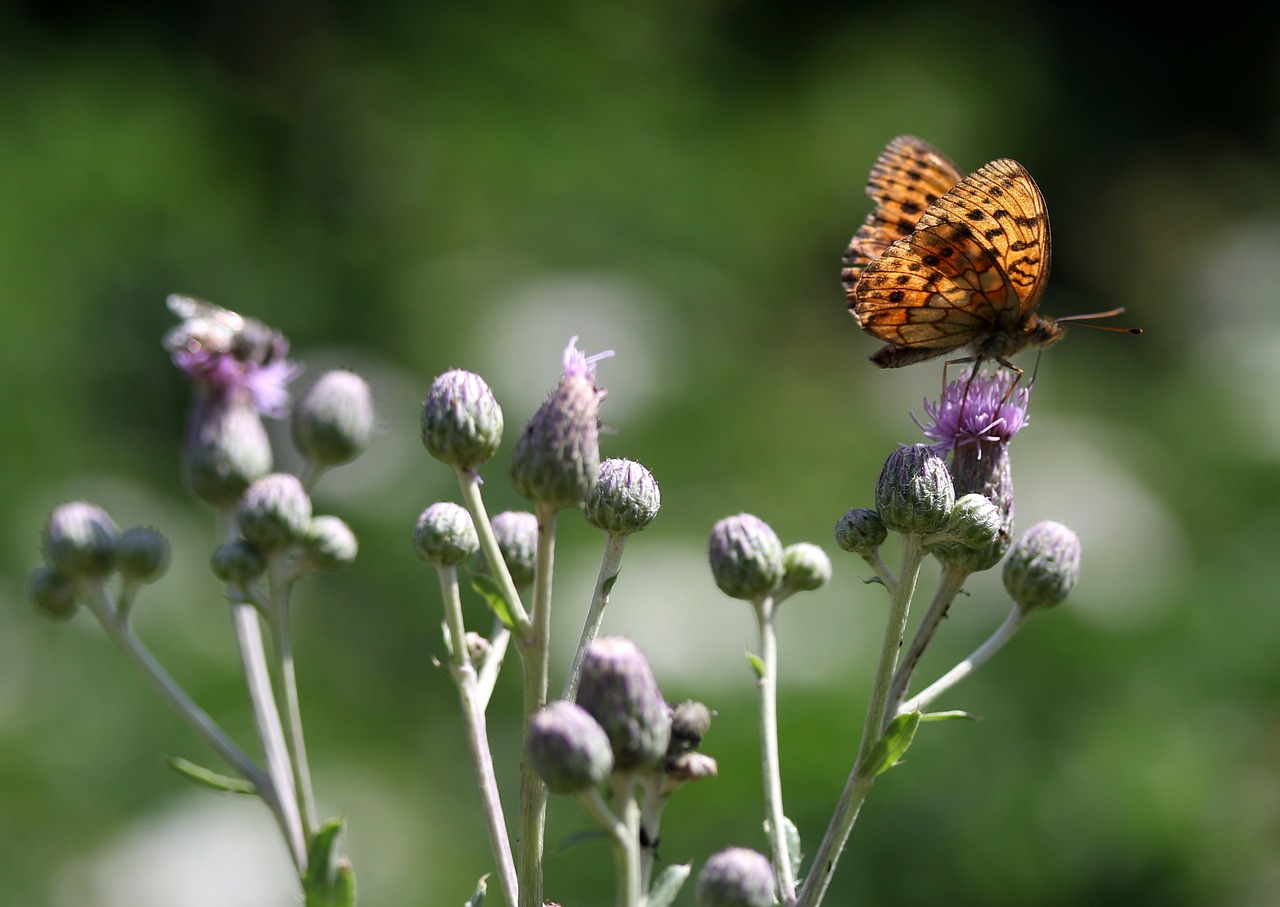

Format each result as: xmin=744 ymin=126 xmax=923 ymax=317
xmin=475 ymin=510 xmax=538 ymax=588
xmin=41 ymin=502 xmax=119 ymax=579
xmin=292 ymin=370 xmax=374 ymax=470
xmin=875 ymin=444 xmax=955 ymax=534
xmin=116 ymin=527 xmax=171 ymax=583
xmin=834 ymin=507 xmax=887 ymax=556
xmin=236 ymin=474 xmax=313 ymax=552
xmin=184 ymin=399 xmax=274 ymax=509
xmin=575 ymin=636 xmax=671 ymax=771
xmin=510 ymin=338 xmax=606 ymax=511
xmin=668 ymin=700 xmax=713 ymax=756
xmin=27 ymin=565 xmax=78 ymax=620
xmin=301 ymin=515 xmax=358 ymax=570
xmin=584 ymin=457 xmax=661 ymax=536
xmin=1003 ymin=520 xmax=1081 ymax=613
xmin=421 ymin=369 xmax=504 ymax=472
xmin=211 ymin=539 xmax=267 ymax=585
xmin=413 ymin=502 xmax=479 ymax=567
xmin=708 ymin=514 xmax=784 ymax=601
xmin=933 ymin=492 xmax=1008 ymax=572
xmin=697 ymin=847 xmax=777 ymax=907
xmin=527 ymin=700 xmax=615 ymax=795
xmin=781 ymin=542 xmax=831 ymax=592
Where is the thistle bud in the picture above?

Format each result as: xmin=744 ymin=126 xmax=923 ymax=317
xmin=875 ymin=444 xmax=954 ymax=535
xmin=292 ymin=370 xmax=374 ymax=470
xmin=413 ymin=502 xmax=479 ymax=567
xmin=1003 ymin=520 xmax=1081 ymax=613
xmin=510 ymin=338 xmax=606 ymax=511
xmin=475 ymin=510 xmax=538 ymax=587
xmin=116 ymin=527 xmax=171 ymax=583
xmin=708 ymin=514 xmax=784 ymax=601
xmin=834 ymin=507 xmax=887 ymax=556
xmin=183 ymin=399 xmax=274 ymax=509
xmin=575 ymin=637 xmax=671 ymax=771
xmin=211 ymin=539 xmax=267 ymax=585
xmin=668 ymin=700 xmax=713 ymax=755
xmin=584 ymin=458 xmax=660 ymax=536
xmin=301 ymin=515 xmax=358 ymax=570
xmin=527 ymin=701 xmax=614 ymax=795
xmin=236 ymin=474 xmax=312 ymax=552
xmin=421 ymin=369 xmax=503 ymax=471
xmin=781 ymin=542 xmax=831 ymax=593
xmin=41 ymin=502 xmax=119 ymax=579
xmin=697 ymin=847 xmax=777 ymax=907
xmin=933 ymin=492 xmax=1009 ymax=572
xmin=27 ymin=565 xmax=78 ymax=620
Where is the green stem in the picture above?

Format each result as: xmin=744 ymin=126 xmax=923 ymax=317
xmin=266 ymin=559 xmax=318 ymax=841
xmin=883 ymin=563 xmax=970 ymax=732
xmin=79 ymin=581 xmax=305 ymax=870
xmin=438 ymin=564 xmax=519 ymax=907
xmin=794 ymin=532 xmax=928 ymax=907
xmin=898 ymin=606 xmax=1026 ymax=716
xmin=755 ymin=597 xmax=795 ymax=901
xmin=516 ymin=503 xmax=558 ymax=907
xmin=578 ymin=784 xmax=640 ymax=907
xmin=562 ymin=532 xmax=627 ymax=701
xmin=456 ymin=467 xmax=531 ymax=636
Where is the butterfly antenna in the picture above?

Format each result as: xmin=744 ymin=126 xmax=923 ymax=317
xmin=1056 ymin=306 xmax=1143 ymax=334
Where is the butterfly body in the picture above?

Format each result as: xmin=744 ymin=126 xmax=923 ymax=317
xmin=845 ymin=137 xmax=1059 ymax=370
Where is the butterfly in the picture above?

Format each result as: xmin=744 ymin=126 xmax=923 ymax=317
xmin=843 ymin=135 xmax=1129 ymax=371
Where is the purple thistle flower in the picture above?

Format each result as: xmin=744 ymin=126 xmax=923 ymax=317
xmin=165 ymin=295 xmax=300 ymax=418
xmin=914 ymin=370 xmax=1030 ymax=456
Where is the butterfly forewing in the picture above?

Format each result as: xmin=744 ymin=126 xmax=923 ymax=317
xmin=842 ymin=135 xmax=965 ymax=296
xmin=914 ymin=158 xmax=1051 ymax=317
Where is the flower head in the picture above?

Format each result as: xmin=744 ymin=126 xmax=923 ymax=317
xmin=1003 ymin=520 xmax=1081 ymax=613
xmin=708 ymin=514 xmax=785 ymax=600
xmin=510 ymin=337 xmax=611 ymax=511
xmin=574 ymin=636 xmax=671 ymax=771
xmin=165 ymin=295 xmax=300 ymax=419
xmin=697 ymin=847 xmax=777 ymax=907
xmin=421 ymin=369 xmax=504 ymax=472
xmin=915 ymin=370 xmax=1030 ymax=455
xmin=527 ymin=701 xmax=614 ymax=794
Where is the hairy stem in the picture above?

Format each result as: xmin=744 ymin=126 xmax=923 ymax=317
xmin=562 ymin=531 xmax=627 ymax=701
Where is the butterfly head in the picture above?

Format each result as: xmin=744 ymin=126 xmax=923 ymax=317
xmin=1026 ymin=314 xmax=1068 ymax=351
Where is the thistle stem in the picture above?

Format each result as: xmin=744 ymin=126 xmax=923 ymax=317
xmin=438 ymin=564 xmax=519 ymax=907
xmin=884 ymin=563 xmax=970 ymax=731
xmin=755 ymin=596 xmax=796 ymax=901
xmin=794 ymin=533 xmax=927 ymax=907
xmin=562 ymin=531 xmax=627 ymax=701
xmin=265 ymin=559 xmax=318 ymax=841
xmin=897 ymin=605 xmax=1026 ymax=716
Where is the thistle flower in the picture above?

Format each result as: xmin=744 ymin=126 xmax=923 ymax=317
xmin=781 ymin=542 xmax=832 ymax=592
xmin=116 ymin=527 xmax=171 ymax=583
xmin=1003 ymin=520 xmax=1081 ymax=613
xmin=236 ymin=474 xmax=313 ymax=552
xmin=668 ymin=700 xmax=714 ymax=756
xmin=301 ymin=515 xmax=359 ymax=570
xmin=914 ymin=371 xmax=1029 ymax=455
xmin=41 ymin=502 xmax=119 ymax=579
xmin=574 ymin=636 xmax=671 ymax=771
xmin=874 ymin=444 xmax=954 ymax=535
xmin=292 ymin=370 xmax=375 ymax=470
xmin=474 ymin=510 xmax=538 ymax=587
xmin=708 ymin=514 xmax=785 ymax=601
xmin=421 ymin=369 xmax=504 ymax=472
xmin=27 ymin=565 xmax=78 ymax=620
xmin=527 ymin=701 xmax=614 ymax=794
xmin=413 ymin=502 xmax=479 ymax=568
xmin=834 ymin=507 xmax=887 ymax=556
xmin=584 ymin=457 xmax=661 ymax=536
xmin=510 ymin=337 xmax=610 ymax=511
xmin=210 ymin=539 xmax=267 ymax=585
xmin=697 ymin=847 xmax=777 ymax=907
xmin=165 ymin=296 xmax=300 ymax=508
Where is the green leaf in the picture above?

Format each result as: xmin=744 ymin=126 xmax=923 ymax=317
xmin=744 ymin=651 xmax=766 ymax=680
xmin=470 ymin=573 xmax=516 ymax=630
xmin=303 ymin=818 xmax=356 ymax=907
xmin=647 ymin=862 xmax=691 ymax=907
xmin=164 ymin=756 xmax=256 ymax=795
xmin=783 ymin=815 xmax=803 ymax=880
xmin=601 ymin=573 xmax=619 ymax=597
xmin=860 ymin=710 xmax=921 ymax=778
xmin=919 ymin=709 xmax=977 ymax=722
xmin=464 ymin=873 xmax=489 ymax=907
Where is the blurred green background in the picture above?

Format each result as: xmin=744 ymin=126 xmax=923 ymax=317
xmin=3 ymin=1 xmax=1279 ymax=904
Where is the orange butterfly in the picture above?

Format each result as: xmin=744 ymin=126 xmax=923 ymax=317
xmin=843 ymin=135 xmax=1130 ymax=370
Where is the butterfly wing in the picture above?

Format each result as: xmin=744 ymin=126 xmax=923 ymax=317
xmin=841 ymin=136 xmax=964 ymax=298
xmin=852 ymin=158 xmax=1052 ymax=368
